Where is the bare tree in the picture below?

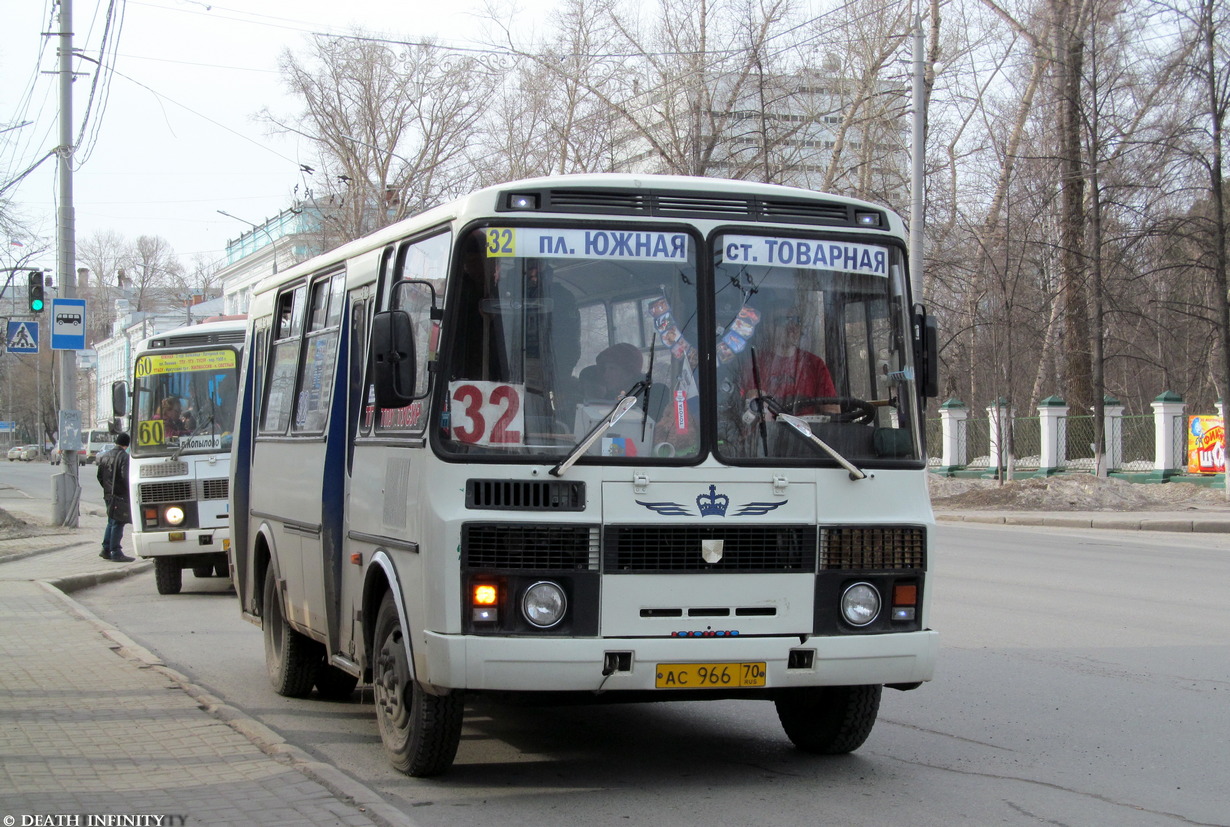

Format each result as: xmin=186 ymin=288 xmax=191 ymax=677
xmin=265 ymin=32 xmax=485 ymax=247
xmin=126 ymin=235 xmax=184 ymax=312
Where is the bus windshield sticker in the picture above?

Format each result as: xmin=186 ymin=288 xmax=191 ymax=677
xmin=448 ymin=381 xmax=526 ymax=446
xmin=136 ymin=350 xmax=237 ymax=377
xmin=719 ymin=235 xmax=889 ymax=277
xmin=486 ymin=228 xmax=689 ymax=262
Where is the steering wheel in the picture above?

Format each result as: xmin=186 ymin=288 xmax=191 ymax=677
xmin=783 ymin=396 xmax=876 ymax=425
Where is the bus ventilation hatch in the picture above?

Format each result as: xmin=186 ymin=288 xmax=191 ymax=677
xmin=466 ymin=479 xmax=586 ymax=511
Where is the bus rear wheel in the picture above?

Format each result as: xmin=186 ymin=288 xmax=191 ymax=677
xmin=372 ymin=592 xmax=463 ymax=777
xmin=154 ymin=558 xmax=182 ymax=595
xmin=262 ymin=566 xmax=320 ymax=698
xmin=774 ymin=685 xmax=882 ymax=754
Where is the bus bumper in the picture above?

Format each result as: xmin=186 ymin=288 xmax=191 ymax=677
xmin=134 ymin=530 xmax=230 ymax=559
xmin=419 ymin=629 xmax=938 ymax=692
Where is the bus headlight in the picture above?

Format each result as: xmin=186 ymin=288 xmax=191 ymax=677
xmin=163 ymin=505 xmax=186 ymax=526
xmin=841 ymin=582 xmax=880 ymax=627
xmin=521 ymin=581 xmax=566 ymax=629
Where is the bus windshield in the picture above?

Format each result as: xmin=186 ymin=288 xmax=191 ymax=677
xmin=438 ymin=225 xmax=700 ymax=459
xmin=132 ymin=348 xmax=240 ymax=457
xmin=712 ymin=233 xmax=922 ymax=463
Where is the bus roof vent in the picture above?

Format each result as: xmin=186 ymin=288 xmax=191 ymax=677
xmin=498 ymin=185 xmax=885 ymax=228
xmin=150 ymin=330 xmax=244 ymax=349
xmin=466 ymin=479 xmax=586 ymax=511
xmin=544 ymin=189 xmax=647 ymax=213
xmin=760 ymin=198 xmax=861 ymax=225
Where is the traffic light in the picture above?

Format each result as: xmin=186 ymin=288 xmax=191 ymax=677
xmin=27 ymin=271 xmax=44 ymax=313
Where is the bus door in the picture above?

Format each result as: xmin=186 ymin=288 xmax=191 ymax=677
xmin=290 ymin=272 xmax=348 ymax=633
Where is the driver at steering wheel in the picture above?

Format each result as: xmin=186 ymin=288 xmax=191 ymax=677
xmin=739 ymin=304 xmax=839 ymax=419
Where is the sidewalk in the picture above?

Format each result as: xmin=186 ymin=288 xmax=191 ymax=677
xmin=0 ymin=494 xmax=406 ymax=827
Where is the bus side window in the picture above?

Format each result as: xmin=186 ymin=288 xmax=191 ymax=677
xmin=261 ymin=284 xmax=306 ymax=433
xmin=292 ymin=272 xmax=345 ymax=434
xmin=371 ymin=231 xmax=449 ymax=433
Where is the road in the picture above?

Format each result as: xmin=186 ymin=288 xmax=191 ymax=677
xmin=63 ymin=514 xmax=1227 ymax=825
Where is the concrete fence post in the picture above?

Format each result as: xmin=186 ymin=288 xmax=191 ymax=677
xmin=1103 ymin=395 xmax=1125 ymax=472
xmin=1151 ymin=391 xmax=1186 ymax=479
xmin=1038 ymin=396 xmax=1068 ymax=475
xmin=938 ymin=398 xmax=968 ymax=473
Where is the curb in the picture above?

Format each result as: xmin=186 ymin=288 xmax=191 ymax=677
xmin=37 ymin=579 xmax=414 ymax=827
xmin=52 ymin=559 xmax=154 ymax=592
xmin=935 ymin=512 xmax=1230 ymax=533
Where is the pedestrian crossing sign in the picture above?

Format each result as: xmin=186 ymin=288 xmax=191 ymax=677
xmin=5 ymin=320 xmax=39 ymax=353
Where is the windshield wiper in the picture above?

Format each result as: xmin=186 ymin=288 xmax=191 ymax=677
xmin=549 ymin=381 xmax=650 ymax=477
xmin=775 ymin=412 xmax=868 ymax=481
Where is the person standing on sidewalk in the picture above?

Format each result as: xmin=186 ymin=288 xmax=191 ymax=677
xmin=97 ymin=432 xmax=135 ymax=562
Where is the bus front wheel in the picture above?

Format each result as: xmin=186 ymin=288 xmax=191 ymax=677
xmin=774 ymin=685 xmax=882 ymax=754
xmin=154 ymin=558 xmax=182 ymax=595
xmin=262 ymin=566 xmax=319 ymax=698
xmin=372 ymin=592 xmax=463 ymax=777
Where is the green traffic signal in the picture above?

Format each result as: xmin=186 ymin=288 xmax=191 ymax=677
xmin=27 ymin=270 xmax=44 ymax=312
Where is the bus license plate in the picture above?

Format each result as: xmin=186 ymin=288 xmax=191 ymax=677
xmin=655 ymin=662 xmax=766 ymax=689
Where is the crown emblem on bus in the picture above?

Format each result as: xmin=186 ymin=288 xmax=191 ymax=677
xmin=696 ymin=485 xmax=729 ymax=517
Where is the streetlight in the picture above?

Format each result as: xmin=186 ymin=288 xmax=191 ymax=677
xmin=217 ymin=210 xmax=278 ymax=273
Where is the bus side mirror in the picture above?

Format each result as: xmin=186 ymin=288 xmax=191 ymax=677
xmin=914 ymin=310 xmax=939 ymax=399
xmin=111 ymin=381 xmax=128 ymax=417
xmin=372 ymin=310 xmax=417 ymax=408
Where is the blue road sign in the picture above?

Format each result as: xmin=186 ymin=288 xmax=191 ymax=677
xmin=6 ymin=320 xmax=39 ymax=353
xmin=50 ymin=298 xmax=87 ymax=350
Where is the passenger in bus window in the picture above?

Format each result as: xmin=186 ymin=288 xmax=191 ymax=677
xmin=157 ymin=397 xmax=190 ymax=438
xmin=581 ymin=342 xmax=643 ymax=400
xmin=737 ymin=302 xmax=839 ymax=418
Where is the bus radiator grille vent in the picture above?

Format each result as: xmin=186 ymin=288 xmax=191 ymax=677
xmin=462 ymin=523 xmax=599 ymax=570
xmin=139 ymin=461 xmax=188 ymax=479
xmin=201 ymin=479 xmax=229 ymax=500
xmin=466 ymin=479 xmax=586 ymax=511
xmin=139 ymin=481 xmax=194 ymax=505
xmin=820 ymin=526 xmax=927 ymax=570
xmin=603 ymin=526 xmax=818 ymax=573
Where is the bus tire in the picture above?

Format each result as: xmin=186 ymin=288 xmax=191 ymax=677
xmin=774 ymin=685 xmax=882 ymax=754
xmin=262 ymin=566 xmax=319 ymax=698
xmin=154 ymin=558 xmax=183 ymax=595
xmin=192 ymin=564 xmax=213 ymax=578
xmin=315 ymin=663 xmax=360 ymax=701
xmin=373 ymin=592 xmax=463 ymax=777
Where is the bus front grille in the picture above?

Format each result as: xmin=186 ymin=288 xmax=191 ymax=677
xmin=138 ymin=481 xmax=194 ymax=504
xmin=820 ymin=526 xmax=927 ymax=570
xmin=462 ymin=523 xmax=599 ymax=570
xmin=137 ymin=478 xmax=229 ymax=504
xmin=603 ymin=526 xmax=818 ymax=573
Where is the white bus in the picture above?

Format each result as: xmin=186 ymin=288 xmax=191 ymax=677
xmin=118 ymin=317 xmax=246 ymax=594
xmin=230 ymin=174 xmax=940 ymax=777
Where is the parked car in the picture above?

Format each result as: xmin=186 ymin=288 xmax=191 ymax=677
xmin=19 ymin=445 xmax=41 ymax=461
xmin=6 ymin=445 xmax=24 ymax=461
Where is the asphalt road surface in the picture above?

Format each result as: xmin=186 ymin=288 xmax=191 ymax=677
xmin=70 ymin=521 xmax=1230 ymax=826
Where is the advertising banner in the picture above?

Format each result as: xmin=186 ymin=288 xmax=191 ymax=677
xmin=1187 ymin=415 xmax=1225 ymax=474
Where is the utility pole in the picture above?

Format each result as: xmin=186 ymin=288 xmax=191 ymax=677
xmin=910 ymin=15 xmax=926 ymax=303
xmin=51 ymin=0 xmax=80 ymax=527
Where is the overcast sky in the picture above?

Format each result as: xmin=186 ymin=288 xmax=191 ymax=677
xmin=1 ymin=0 xmax=549 ymax=275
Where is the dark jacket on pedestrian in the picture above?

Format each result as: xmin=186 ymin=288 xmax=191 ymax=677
xmin=97 ymin=444 xmax=132 ymax=525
